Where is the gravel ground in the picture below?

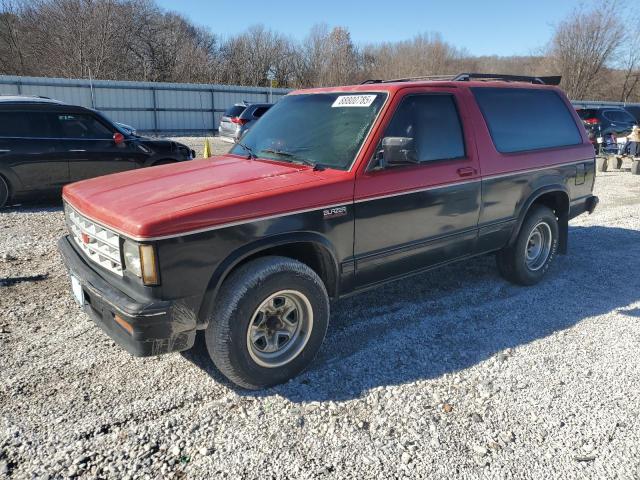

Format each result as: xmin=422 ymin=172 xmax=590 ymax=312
xmin=171 ymin=136 xmax=232 ymax=158
xmin=1 ymin=158 xmax=640 ymax=479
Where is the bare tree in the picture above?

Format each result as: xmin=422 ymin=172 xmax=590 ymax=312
xmin=0 ymin=0 xmax=29 ymax=75
xmin=618 ymin=18 xmax=640 ymax=102
xmin=1 ymin=0 xmax=639 ymax=100
xmin=547 ymin=1 xmax=625 ymax=99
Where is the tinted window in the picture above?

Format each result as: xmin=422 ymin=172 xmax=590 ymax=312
xmin=54 ymin=113 xmax=113 ymax=139
xmin=603 ymin=109 xmax=635 ymax=123
xmin=224 ymin=105 xmax=246 ymax=118
xmin=472 ymin=88 xmax=582 ymax=153
xmin=253 ymin=106 xmax=270 ymax=118
xmin=576 ymin=109 xmax=597 ymax=120
xmin=625 ymin=106 xmax=640 ymax=122
xmin=0 ymin=111 xmax=55 ymax=137
xmin=383 ymin=94 xmax=465 ymax=162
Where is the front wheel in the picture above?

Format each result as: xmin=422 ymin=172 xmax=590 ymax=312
xmin=496 ymin=205 xmax=559 ymax=286
xmin=205 ymin=256 xmax=330 ymax=389
xmin=0 ymin=176 xmax=9 ymax=208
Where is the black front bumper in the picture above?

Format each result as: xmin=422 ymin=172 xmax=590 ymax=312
xmin=58 ymin=236 xmax=196 ymax=356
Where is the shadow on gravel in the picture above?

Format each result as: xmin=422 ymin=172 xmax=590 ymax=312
xmin=1 ymin=198 xmax=63 ymax=213
xmin=183 ymin=225 xmax=640 ymax=402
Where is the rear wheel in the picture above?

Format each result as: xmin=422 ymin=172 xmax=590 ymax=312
xmin=0 ymin=176 xmax=9 ymax=208
xmin=496 ymin=205 xmax=559 ymax=286
xmin=205 ymin=256 xmax=330 ymax=389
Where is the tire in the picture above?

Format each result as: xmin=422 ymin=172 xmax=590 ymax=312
xmin=496 ymin=205 xmax=559 ymax=286
xmin=0 ymin=175 xmax=9 ymax=208
xmin=632 ymin=160 xmax=640 ymax=175
xmin=596 ymin=156 xmax=608 ymax=172
xmin=205 ymin=256 xmax=330 ymax=389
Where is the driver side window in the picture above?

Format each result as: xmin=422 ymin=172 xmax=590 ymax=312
xmin=380 ymin=94 xmax=465 ymax=166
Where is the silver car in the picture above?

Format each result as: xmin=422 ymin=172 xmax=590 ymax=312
xmin=218 ymin=102 xmax=272 ymax=142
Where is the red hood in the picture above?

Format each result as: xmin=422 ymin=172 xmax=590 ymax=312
xmin=63 ymin=155 xmax=353 ymax=239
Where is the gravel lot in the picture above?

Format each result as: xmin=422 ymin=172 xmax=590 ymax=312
xmin=1 ymin=151 xmax=640 ymax=479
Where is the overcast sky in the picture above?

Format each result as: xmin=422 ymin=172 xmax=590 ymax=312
xmin=156 ymin=0 xmax=588 ymax=56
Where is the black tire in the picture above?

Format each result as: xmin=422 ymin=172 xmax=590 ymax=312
xmin=632 ymin=160 xmax=640 ymax=175
xmin=205 ymin=256 xmax=330 ymax=389
xmin=0 ymin=175 xmax=9 ymax=208
xmin=596 ymin=156 xmax=608 ymax=172
xmin=496 ymin=205 xmax=559 ymax=286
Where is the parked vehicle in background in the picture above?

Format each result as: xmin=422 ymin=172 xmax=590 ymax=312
xmin=218 ymin=102 xmax=272 ymax=142
xmin=575 ymin=107 xmax=637 ymax=155
xmin=59 ymin=73 xmax=598 ymax=389
xmin=0 ymin=96 xmax=196 ymax=207
xmin=624 ymin=105 xmax=640 ymax=124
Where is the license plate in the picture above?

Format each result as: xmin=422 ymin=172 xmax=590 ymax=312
xmin=70 ymin=275 xmax=85 ymax=306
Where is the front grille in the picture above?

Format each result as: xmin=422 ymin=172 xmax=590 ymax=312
xmin=65 ymin=204 xmax=123 ymax=276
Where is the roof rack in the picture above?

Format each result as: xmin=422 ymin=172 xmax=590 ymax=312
xmin=360 ymin=73 xmax=562 ymax=86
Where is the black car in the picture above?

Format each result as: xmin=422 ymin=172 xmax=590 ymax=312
xmin=575 ymin=107 xmax=638 ymax=154
xmin=0 ymin=96 xmax=196 ymax=207
xmin=624 ymin=105 xmax=640 ymax=124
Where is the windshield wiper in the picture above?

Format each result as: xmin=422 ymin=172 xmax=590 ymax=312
xmin=235 ymin=141 xmax=257 ymax=159
xmin=260 ymin=148 xmax=325 ymax=171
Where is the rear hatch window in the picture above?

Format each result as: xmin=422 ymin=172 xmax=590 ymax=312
xmin=603 ymin=109 xmax=635 ymax=124
xmin=223 ymin=105 xmax=246 ymax=119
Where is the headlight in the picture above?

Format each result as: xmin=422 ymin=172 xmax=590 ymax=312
xmin=123 ymin=240 xmax=159 ymax=285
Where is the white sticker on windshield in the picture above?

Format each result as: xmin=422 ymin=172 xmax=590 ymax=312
xmin=331 ymin=95 xmax=377 ymax=108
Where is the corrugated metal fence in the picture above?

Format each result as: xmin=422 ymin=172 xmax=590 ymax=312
xmin=0 ymin=75 xmax=291 ymax=135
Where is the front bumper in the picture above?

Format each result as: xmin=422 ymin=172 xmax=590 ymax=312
xmin=58 ymin=236 xmax=196 ymax=356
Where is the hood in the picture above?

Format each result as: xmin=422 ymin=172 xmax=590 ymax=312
xmin=63 ymin=155 xmax=352 ymax=240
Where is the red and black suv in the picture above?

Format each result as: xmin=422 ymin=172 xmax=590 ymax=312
xmin=59 ymin=73 xmax=598 ymax=389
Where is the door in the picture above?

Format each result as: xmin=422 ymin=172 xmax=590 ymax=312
xmin=53 ymin=112 xmax=140 ymax=182
xmin=353 ymin=90 xmax=481 ymax=287
xmin=0 ymin=110 xmax=68 ymax=192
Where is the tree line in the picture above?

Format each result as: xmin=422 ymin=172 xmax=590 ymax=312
xmin=1 ymin=0 xmax=638 ymax=101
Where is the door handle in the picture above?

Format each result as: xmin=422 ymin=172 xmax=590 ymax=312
xmin=69 ymin=149 xmax=86 ymax=152
xmin=457 ymin=167 xmax=476 ymax=177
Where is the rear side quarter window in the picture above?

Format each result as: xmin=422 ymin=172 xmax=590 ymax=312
xmin=472 ymin=87 xmax=583 ymax=153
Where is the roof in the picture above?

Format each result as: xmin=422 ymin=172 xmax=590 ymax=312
xmin=0 ymin=95 xmax=65 ymax=104
xmin=291 ymin=80 xmax=561 ymax=96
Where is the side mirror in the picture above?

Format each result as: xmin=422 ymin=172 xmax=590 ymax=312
xmin=381 ymin=137 xmax=418 ymax=167
xmin=113 ymin=132 xmax=125 ymax=145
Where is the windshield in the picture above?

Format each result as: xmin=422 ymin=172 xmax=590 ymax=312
xmin=230 ymin=92 xmax=387 ymax=170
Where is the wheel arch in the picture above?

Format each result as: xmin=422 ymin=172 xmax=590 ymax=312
xmin=509 ymin=186 xmax=570 ymax=254
xmin=197 ymin=232 xmax=340 ymax=327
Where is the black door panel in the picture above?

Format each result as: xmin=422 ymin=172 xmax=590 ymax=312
xmin=354 ymin=182 xmax=481 ymax=285
xmin=51 ymin=112 xmax=143 ymax=181
xmin=65 ymin=139 xmax=142 ymax=181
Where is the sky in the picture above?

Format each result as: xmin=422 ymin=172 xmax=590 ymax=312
xmin=155 ymin=0 xmax=586 ymax=57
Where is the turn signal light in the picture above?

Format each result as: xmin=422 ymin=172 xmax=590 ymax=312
xmin=114 ymin=314 xmax=133 ymax=335
xmin=140 ymin=244 xmax=159 ymax=286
